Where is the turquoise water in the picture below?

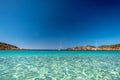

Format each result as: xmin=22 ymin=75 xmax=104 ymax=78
xmin=0 ymin=50 xmax=120 ymax=80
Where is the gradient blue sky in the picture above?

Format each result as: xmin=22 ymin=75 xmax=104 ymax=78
xmin=0 ymin=0 xmax=120 ymax=49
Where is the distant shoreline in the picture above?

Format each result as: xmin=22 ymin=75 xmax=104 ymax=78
xmin=0 ymin=42 xmax=20 ymax=50
xmin=67 ymin=43 xmax=120 ymax=50
xmin=1 ymin=41 xmax=120 ymax=51
xmin=1 ymin=49 xmax=120 ymax=51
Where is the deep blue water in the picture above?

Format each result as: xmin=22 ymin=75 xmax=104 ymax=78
xmin=0 ymin=50 xmax=120 ymax=80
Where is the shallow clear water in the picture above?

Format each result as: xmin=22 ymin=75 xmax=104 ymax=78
xmin=0 ymin=50 xmax=120 ymax=80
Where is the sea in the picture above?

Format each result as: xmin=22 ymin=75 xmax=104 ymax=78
xmin=0 ymin=50 xmax=120 ymax=80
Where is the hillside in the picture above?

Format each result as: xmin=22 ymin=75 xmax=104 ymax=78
xmin=67 ymin=44 xmax=120 ymax=50
xmin=0 ymin=42 xmax=20 ymax=50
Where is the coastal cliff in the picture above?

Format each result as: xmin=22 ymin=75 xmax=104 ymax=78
xmin=0 ymin=42 xmax=20 ymax=50
xmin=67 ymin=44 xmax=120 ymax=50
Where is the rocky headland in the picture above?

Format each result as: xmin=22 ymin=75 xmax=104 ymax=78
xmin=67 ymin=44 xmax=120 ymax=50
xmin=0 ymin=42 xmax=20 ymax=50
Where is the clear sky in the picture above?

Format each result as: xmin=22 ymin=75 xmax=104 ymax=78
xmin=0 ymin=0 xmax=120 ymax=49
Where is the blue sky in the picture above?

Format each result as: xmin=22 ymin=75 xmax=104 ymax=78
xmin=0 ymin=0 xmax=120 ymax=49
